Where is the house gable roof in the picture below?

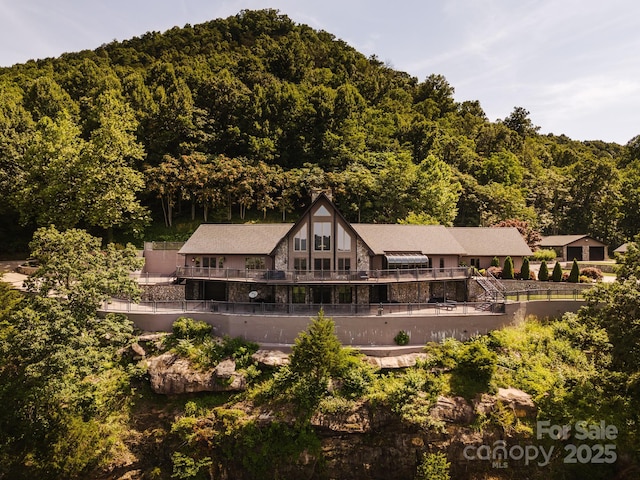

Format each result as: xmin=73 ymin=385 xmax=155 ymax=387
xmin=352 ymin=224 xmax=465 ymax=255
xmin=281 ymin=192 xmax=373 ymax=255
xmin=179 ymin=224 xmax=292 ymax=255
xmin=448 ymin=227 xmax=533 ymax=257
xmin=539 ymin=235 xmax=606 ymax=247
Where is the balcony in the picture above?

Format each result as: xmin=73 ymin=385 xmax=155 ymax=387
xmin=175 ymin=266 xmax=472 ymax=284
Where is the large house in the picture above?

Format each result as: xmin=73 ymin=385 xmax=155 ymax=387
xmin=175 ymin=193 xmax=532 ymax=309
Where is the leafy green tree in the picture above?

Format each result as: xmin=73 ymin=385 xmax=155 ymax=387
xmin=82 ymin=90 xmax=149 ymax=237
xmin=23 ymin=75 xmax=78 ymax=122
xmin=25 ymin=226 xmax=143 ymax=316
xmin=0 ymin=82 xmax=34 ymax=211
xmin=339 ymin=160 xmax=377 ymax=222
xmin=568 ymin=259 xmax=580 ymax=283
xmin=414 ymin=74 xmax=456 ymax=119
xmin=503 ymin=256 xmax=515 ymax=280
xmin=0 ymin=296 xmax=136 ymax=479
xmin=552 ymin=261 xmax=564 ymax=282
xmin=410 ymin=155 xmax=461 ymax=226
xmin=578 ymin=237 xmax=640 ymax=372
xmin=146 ymin=154 xmax=182 ymax=227
xmin=501 ymin=106 xmax=540 ymax=138
xmin=539 ymin=260 xmax=549 ymax=281
xmin=479 ymin=150 xmax=524 ymax=186
xmin=14 ymin=113 xmax=87 ymax=228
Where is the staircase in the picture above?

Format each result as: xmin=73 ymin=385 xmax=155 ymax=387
xmin=473 ymin=271 xmax=506 ymax=307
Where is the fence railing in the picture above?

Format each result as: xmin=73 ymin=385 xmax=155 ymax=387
xmin=174 ymin=266 xmax=472 ymax=283
xmin=130 ymin=272 xmax=177 ymax=284
xmin=504 ymin=289 xmax=586 ymax=301
xmin=101 ymin=299 xmax=504 ymax=316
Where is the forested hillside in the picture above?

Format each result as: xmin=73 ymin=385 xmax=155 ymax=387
xmin=1 ymin=8 xmax=638 ymax=252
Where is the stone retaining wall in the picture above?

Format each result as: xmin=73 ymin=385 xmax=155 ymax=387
xmin=140 ymin=284 xmax=185 ymax=302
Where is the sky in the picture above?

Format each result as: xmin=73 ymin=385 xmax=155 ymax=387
xmin=1 ymin=0 xmax=639 ymax=144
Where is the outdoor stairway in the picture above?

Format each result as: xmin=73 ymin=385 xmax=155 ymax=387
xmin=474 ymin=272 xmax=506 ymax=303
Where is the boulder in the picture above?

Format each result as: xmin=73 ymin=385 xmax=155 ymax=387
xmin=430 ymin=396 xmax=475 ymax=424
xmin=252 ymin=349 xmax=290 ymax=367
xmin=146 ymin=352 xmax=246 ymax=395
xmin=365 ymin=353 xmax=428 ymax=369
xmin=473 ymin=387 xmax=535 ymax=418
xmin=130 ymin=342 xmax=146 ymax=359
xmin=496 ymin=387 xmax=536 ymax=417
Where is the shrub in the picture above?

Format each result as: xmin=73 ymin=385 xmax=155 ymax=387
xmin=415 ymin=451 xmax=451 ymax=480
xmin=455 ymin=340 xmax=497 ymax=386
xmin=491 ymin=256 xmax=500 ymax=267
xmin=533 ymin=249 xmax=557 ymax=262
xmin=502 ymin=256 xmax=514 ymax=279
xmin=538 ymin=260 xmax=549 ymax=281
xmin=172 ymin=317 xmax=212 ymax=341
xmin=568 ymin=259 xmax=580 ymax=283
xmin=487 ymin=266 xmax=502 ymax=279
xmin=394 ymin=330 xmax=410 ymax=346
xmin=552 ymin=262 xmax=563 ymax=282
xmin=580 ymin=267 xmax=603 ymax=281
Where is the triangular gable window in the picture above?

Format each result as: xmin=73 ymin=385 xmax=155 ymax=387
xmin=314 ymin=205 xmax=331 ymax=216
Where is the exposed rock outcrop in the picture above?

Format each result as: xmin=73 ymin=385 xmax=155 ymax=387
xmin=252 ymin=349 xmax=290 ymax=367
xmin=365 ymin=353 xmax=428 ymax=369
xmin=146 ymin=352 xmax=246 ymax=394
xmin=474 ymin=387 xmax=536 ymax=418
xmin=429 ymin=396 xmax=475 ymax=424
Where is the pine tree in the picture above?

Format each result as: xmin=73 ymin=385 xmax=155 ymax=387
xmin=521 ymin=257 xmax=531 ymax=280
xmin=503 ymin=256 xmax=515 ymax=279
xmin=539 ymin=260 xmax=549 ymax=281
xmin=552 ymin=261 xmax=564 ymax=282
xmin=568 ymin=259 xmax=580 ymax=283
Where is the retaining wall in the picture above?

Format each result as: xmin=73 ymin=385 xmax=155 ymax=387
xmin=114 ymin=299 xmax=585 ymax=349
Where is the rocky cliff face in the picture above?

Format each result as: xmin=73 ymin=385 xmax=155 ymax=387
xmin=141 ymin=351 xmax=542 ymax=480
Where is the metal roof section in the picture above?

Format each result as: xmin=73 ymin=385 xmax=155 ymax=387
xmin=385 ymin=253 xmax=429 ymax=265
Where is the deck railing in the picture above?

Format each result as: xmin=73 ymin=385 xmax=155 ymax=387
xmin=101 ymin=299 xmax=504 ymax=316
xmin=174 ymin=266 xmax=472 ymax=283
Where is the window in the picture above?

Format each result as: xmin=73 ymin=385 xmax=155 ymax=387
xmin=294 ymin=257 xmax=307 ymax=272
xmin=203 ymin=256 xmax=223 ymax=269
xmin=294 ymin=224 xmax=307 ymax=251
xmin=245 ymin=257 xmax=265 ymax=269
xmin=314 ymin=258 xmax=330 ymax=271
xmin=337 ymin=224 xmax=351 ymax=252
xmin=338 ymin=258 xmax=351 ymax=272
xmin=337 ymin=286 xmax=352 ymax=304
xmin=314 ymin=205 xmax=331 ymax=216
xmin=314 ymin=222 xmax=331 ymax=251
xmin=439 ymin=258 xmax=445 ymax=272
xmin=292 ymin=286 xmax=306 ymax=303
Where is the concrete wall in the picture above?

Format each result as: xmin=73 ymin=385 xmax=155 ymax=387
xmin=142 ymin=250 xmax=182 ymax=274
xmin=118 ymin=299 xmax=585 ymax=348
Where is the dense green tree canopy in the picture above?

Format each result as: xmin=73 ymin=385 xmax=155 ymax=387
xmin=0 ymin=8 xmax=637 ymax=251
